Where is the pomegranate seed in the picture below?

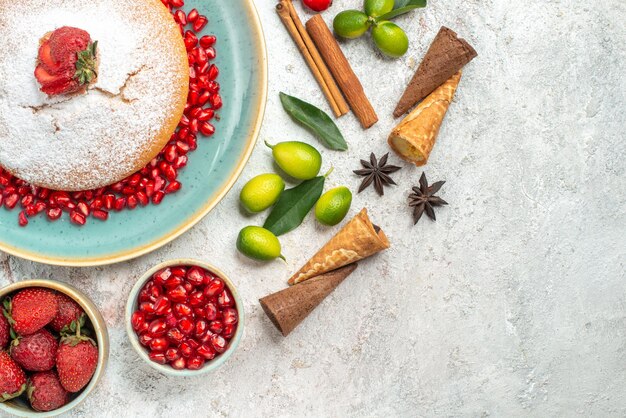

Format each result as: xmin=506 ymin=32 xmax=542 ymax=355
xmin=173 ymin=155 xmax=188 ymax=169
xmin=193 ymin=16 xmax=208 ymax=32
xmin=174 ymin=10 xmax=187 ymax=25
xmin=178 ymin=318 xmax=194 ymax=335
xmin=207 ymin=64 xmax=219 ymax=81
xmin=4 ymin=194 xmax=18 ymax=209
xmin=92 ymin=209 xmax=108 ymax=221
xmin=200 ymin=35 xmax=216 ymax=48
xmin=154 ymin=268 xmax=172 ymax=285
xmin=149 ymin=337 xmax=169 ymax=352
xmin=76 ymin=201 xmax=90 ymax=216
xmin=187 ymin=356 xmax=205 ymax=370
xmin=170 ymin=357 xmax=186 ymax=370
xmin=153 ymin=296 xmax=171 ymax=316
xmin=148 ymin=319 xmax=168 ymax=336
xmin=186 ymin=267 xmax=205 ymax=286
xmin=204 ymin=278 xmax=225 ymax=298
xmin=222 ymin=308 xmax=238 ymax=325
xmin=165 ymin=276 xmax=184 ymax=289
xmin=183 ymin=282 xmax=194 ymax=293
xmin=70 ymin=211 xmax=86 ymax=225
xmin=167 ymin=328 xmax=185 ymax=345
xmin=18 ymin=211 xmax=28 ymax=227
xmin=197 ymin=344 xmax=216 ymax=360
xmin=165 ymin=348 xmax=180 ymax=362
xmin=197 ymin=91 xmax=211 ymax=106
xmin=154 ymin=175 xmax=166 ymax=190
xmin=184 ymin=31 xmax=198 ymax=50
xmin=222 ymin=324 xmax=236 ymax=339
xmin=170 ymin=0 xmax=184 ymax=7
xmin=47 ymin=208 xmax=62 ymax=220
xmin=198 ymin=109 xmax=214 ymax=121
xmin=188 ymin=291 xmax=204 ymax=308
xmin=189 ymin=118 xmax=199 ymax=134
xmin=199 ymin=122 xmax=215 ymax=136
xmin=179 ymin=341 xmax=194 ymax=358
xmin=210 ymin=94 xmax=223 ymax=110
xmin=103 ymin=194 xmax=115 ymax=209
xmin=205 ymin=47 xmax=216 ymax=60
xmin=127 ymin=195 xmax=138 ymax=209
xmin=149 ymin=352 xmax=167 ymax=365
xmin=211 ymin=334 xmax=227 ymax=353
xmin=139 ymin=302 xmax=156 ymax=314
xmin=209 ymin=320 xmax=223 ymax=334
xmin=139 ymin=333 xmax=153 ymax=347
xmin=195 ymin=319 xmax=208 ymax=337
xmin=204 ymin=302 xmax=218 ymax=321
xmin=187 ymin=8 xmax=199 ymax=22
xmin=132 ymin=312 xmax=147 ymax=332
xmin=174 ymin=303 xmax=193 ymax=318
xmin=136 ymin=191 xmax=149 ymax=206
xmin=152 ymin=191 xmax=165 ymax=205
xmin=217 ymin=289 xmax=235 ymax=307
xmin=164 ymin=313 xmax=177 ymax=328
xmin=114 ymin=197 xmax=126 ymax=211
xmin=164 ymin=181 xmax=181 ymax=194
xmin=21 ymin=194 xmax=34 ymax=207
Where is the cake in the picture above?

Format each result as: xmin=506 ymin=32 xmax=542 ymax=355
xmin=0 ymin=0 xmax=189 ymax=191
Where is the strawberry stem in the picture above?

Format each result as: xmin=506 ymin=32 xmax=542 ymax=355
xmin=75 ymin=41 xmax=98 ymax=86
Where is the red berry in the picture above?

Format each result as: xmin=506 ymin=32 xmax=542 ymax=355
xmin=56 ymin=336 xmax=98 ymax=393
xmin=27 ymin=371 xmax=69 ymax=412
xmin=0 ymin=351 xmax=26 ymax=401
xmin=149 ymin=351 xmax=167 ymax=365
xmin=6 ymin=288 xmax=58 ymax=336
xmin=0 ymin=314 xmax=10 ymax=349
xmin=50 ymin=293 xmax=84 ymax=332
xmin=302 ymin=0 xmax=332 ymax=12
xmin=10 ymin=329 xmax=58 ymax=371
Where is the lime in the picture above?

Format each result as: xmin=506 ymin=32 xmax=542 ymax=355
xmin=315 ymin=186 xmax=352 ymax=226
xmin=364 ymin=0 xmax=394 ymax=18
xmin=372 ymin=21 xmax=409 ymax=58
xmin=265 ymin=141 xmax=322 ymax=180
xmin=333 ymin=10 xmax=371 ymax=39
xmin=240 ymin=173 xmax=285 ymax=213
xmin=236 ymin=226 xmax=284 ymax=261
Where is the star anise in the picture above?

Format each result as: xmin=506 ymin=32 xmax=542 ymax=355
xmin=353 ymin=153 xmax=401 ymax=196
xmin=409 ymin=172 xmax=448 ymax=224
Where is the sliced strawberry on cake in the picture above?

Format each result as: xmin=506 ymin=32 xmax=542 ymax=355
xmin=34 ymin=26 xmax=98 ymax=96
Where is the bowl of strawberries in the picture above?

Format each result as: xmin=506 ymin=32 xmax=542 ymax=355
xmin=0 ymin=281 xmax=108 ymax=416
xmin=126 ymin=259 xmax=243 ymax=376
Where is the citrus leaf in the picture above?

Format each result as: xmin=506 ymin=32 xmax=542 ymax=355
xmin=279 ymin=92 xmax=348 ymax=151
xmin=377 ymin=0 xmax=426 ymax=21
xmin=263 ymin=172 xmax=330 ymax=236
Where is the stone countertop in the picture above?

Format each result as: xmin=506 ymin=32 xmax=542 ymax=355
xmin=1 ymin=0 xmax=625 ymax=416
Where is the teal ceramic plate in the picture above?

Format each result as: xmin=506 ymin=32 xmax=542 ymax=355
xmin=0 ymin=0 xmax=267 ymax=266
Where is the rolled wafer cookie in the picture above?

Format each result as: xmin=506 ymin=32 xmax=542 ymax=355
xmin=288 ymin=208 xmax=389 ymax=285
xmin=260 ymin=264 xmax=358 ymax=336
xmin=388 ymin=71 xmax=461 ymax=166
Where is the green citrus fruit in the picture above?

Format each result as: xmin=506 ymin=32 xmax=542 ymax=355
xmin=364 ymin=0 xmax=394 ymax=18
xmin=333 ymin=10 xmax=371 ymax=39
xmin=372 ymin=21 xmax=409 ymax=58
xmin=265 ymin=141 xmax=322 ymax=180
xmin=236 ymin=226 xmax=284 ymax=261
xmin=240 ymin=173 xmax=285 ymax=213
xmin=315 ymin=186 xmax=352 ymax=226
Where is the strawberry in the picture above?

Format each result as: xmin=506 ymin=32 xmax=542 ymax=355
xmin=3 ymin=288 xmax=58 ymax=336
xmin=56 ymin=321 xmax=98 ymax=393
xmin=0 ymin=350 xmax=26 ymax=402
xmin=0 ymin=312 xmax=9 ymax=349
xmin=34 ymin=26 xmax=98 ymax=96
xmin=10 ymin=329 xmax=58 ymax=371
xmin=50 ymin=293 xmax=85 ymax=333
xmin=27 ymin=371 xmax=69 ymax=412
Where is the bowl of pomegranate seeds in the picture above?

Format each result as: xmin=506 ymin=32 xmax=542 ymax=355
xmin=0 ymin=280 xmax=109 ymax=417
xmin=126 ymin=259 xmax=243 ymax=376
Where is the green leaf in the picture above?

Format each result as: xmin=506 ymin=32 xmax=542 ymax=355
xmin=279 ymin=92 xmax=348 ymax=151
xmin=263 ymin=170 xmax=331 ymax=236
xmin=377 ymin=0 xmax=426 ymax=21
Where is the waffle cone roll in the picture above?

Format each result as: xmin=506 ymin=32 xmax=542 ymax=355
xmin=288 ymin=209 xmax=389 ymax=285
xmin=388 ymin=71 xmax=461 ymax=166
xmin=260 ymin=264 xmax=358 ymax=336
xmin=393 ymin=26 xmax=476 ymax=118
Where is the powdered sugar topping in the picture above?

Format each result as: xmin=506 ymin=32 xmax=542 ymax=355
xmin=0 ymin=0 xmax=188 ymax=191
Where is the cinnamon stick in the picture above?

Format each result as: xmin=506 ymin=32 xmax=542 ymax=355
xmin=306 ymin=14 xmax=378 ymax=129
xmin=276 ymin=1 xmax=348 ymax=117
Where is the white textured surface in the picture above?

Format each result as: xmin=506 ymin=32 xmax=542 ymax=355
xmin=1 ymin=0 xmax=626 ymax=416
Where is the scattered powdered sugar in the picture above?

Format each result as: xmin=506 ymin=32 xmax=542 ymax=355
xmin=0 ymin=0 xmax=188 ymax=191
